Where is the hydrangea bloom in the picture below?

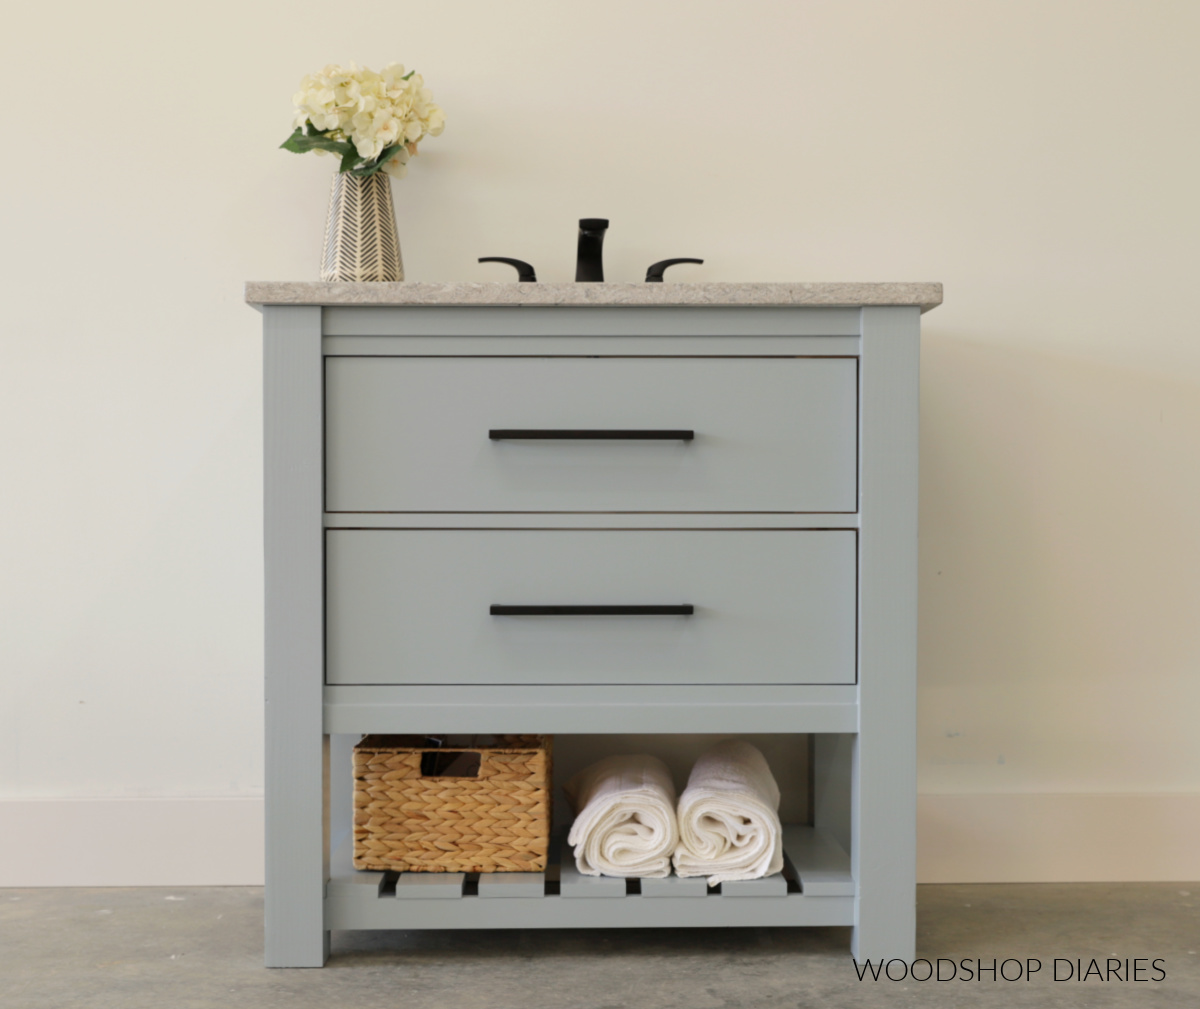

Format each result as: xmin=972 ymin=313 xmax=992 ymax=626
xmin=283 ymin=62 xmax=445 ymax=178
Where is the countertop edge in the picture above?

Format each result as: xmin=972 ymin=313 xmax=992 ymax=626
xmin=244 ymin=281 xmax=943 ymax=312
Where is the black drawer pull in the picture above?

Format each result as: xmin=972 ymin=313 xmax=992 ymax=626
xmin=490 ymin=604 xmax=694 ymax=616
xmin=489 ymin=429 xmax=694 ymax=441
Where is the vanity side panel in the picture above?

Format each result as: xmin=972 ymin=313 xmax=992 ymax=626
xmin=264 ymin=306 xmax=329 ymax=967
xmin=853 ymin=306 xmax=920 ymax=961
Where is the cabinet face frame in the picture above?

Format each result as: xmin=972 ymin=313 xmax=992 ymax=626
xmin=262 ymin=303 xmax=919 ymax=967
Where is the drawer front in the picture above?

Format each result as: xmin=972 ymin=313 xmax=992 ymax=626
xmin=326 ymin=530 xmax=856 ymax=685
xmin=325 ymin=357 xmax=857 ymax=512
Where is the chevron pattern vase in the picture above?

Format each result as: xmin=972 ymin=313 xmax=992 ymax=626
xmin=320 ymin=172 xmax=404 ymax=282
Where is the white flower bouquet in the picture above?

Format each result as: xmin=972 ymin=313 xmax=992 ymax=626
xmin=281 ymin=62 xmax=445 ymax=179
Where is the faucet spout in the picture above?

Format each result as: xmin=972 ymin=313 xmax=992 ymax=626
xmin=575 ymin=218 xmax=609 ymax=282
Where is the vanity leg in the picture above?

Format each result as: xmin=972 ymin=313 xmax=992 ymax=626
xmin=851 ymin=308 xmax=920 ymax=962
xmin=264 ymin=306 xmax=330 ymax=967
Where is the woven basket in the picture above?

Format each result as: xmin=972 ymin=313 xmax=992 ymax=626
xmin=352 ymin=734 xmax=552 ymax=873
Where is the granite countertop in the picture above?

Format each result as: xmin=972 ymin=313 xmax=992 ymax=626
xmin=245 ymin=281 xmax=942 ymax=312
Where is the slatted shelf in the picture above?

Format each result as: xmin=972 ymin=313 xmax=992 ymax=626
xmin=326 ymin=825 xmax=854 ymax=930
xmin=396 ymin=872 xmax=465 ymax=899
xmin=478 ymin=871 xmax=545 ymax=898
xmin=721 ymin=874 xmax=789 ymax=897
xmin=781 ymin=824 xmax=856 ymax=897
xmin=641 ymin=874 xmax=708 ymax=898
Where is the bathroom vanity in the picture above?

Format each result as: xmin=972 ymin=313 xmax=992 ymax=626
xmin=246 ymin=280 xmax=941 ymax=967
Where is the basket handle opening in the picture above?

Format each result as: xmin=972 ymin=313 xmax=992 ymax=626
xmin=420 ymin=751 xmax=482 ymax=778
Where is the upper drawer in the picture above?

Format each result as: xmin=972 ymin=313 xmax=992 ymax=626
xmin=325 ymin=357 xmax=858 ymax=513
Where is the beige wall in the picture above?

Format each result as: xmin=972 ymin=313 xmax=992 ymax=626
xmin=2 ymin=0 xmax=1198 ymax=882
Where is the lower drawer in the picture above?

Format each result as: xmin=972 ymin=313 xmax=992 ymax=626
xmin=325 ymin=530 xmax=856 ymax=686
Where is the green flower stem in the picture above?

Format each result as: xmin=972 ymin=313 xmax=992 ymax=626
xmin=281 ymin=127 xmax=407 ymax=177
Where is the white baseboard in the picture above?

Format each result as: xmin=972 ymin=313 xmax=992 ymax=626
xmin=3 ymin=794 xmax=1197 ymax=887
xmin=0 ymin=798 xmax=264 ymax=887
xmin=918 ymin=793 xmax=1200 ymax=883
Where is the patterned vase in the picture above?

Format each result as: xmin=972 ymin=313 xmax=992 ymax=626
xmin=320 ymin=172 xmax=404 ymax=282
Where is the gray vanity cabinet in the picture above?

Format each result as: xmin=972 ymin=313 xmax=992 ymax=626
xmin=249 ymin=283 xmax=940 ymax=968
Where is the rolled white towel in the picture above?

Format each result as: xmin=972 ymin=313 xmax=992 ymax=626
xmin=565 ymin=754 xmax=679 ymax=878
xmin=673 ymin=740 xmax=784 ymax=885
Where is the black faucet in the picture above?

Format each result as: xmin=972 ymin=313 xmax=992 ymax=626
xmin=575 ymin=218 xmax=609 ymax=282
xmin=478 ymin=257 xmax=537 ymax=282
xmin=482 ymin=217 xmax=703 ymax=283
xmin=645 ymin=258 xmax=704 ymax=282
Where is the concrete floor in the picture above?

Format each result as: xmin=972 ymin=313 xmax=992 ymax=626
xmin=1 ymin=883 xmax=1197 ymax=1008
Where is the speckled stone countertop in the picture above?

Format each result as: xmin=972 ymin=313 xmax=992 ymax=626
xmin=245 ymin=281 xmax=942 ymax=312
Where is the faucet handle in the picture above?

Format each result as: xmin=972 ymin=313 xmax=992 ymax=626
xmin=479 ymin=257 xmax=538 ymax=282
xmin=645 ymin=258 xmax=704 ymax=283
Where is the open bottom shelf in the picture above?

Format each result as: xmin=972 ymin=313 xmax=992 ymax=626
xmin=327 ymin=824 xmax=854 ymax=930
